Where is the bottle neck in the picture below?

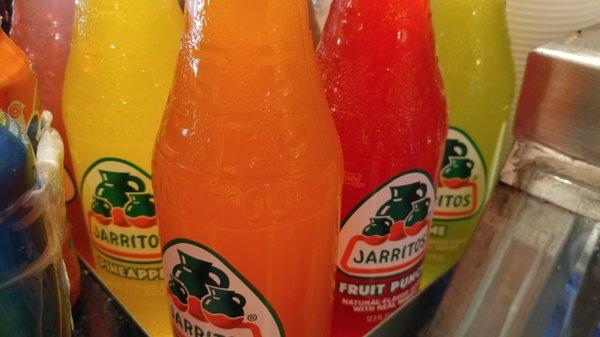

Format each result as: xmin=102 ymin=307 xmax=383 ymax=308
xmin=172 ymin=0 xmax=320 ymax=116
xmin=182 ymin=0 xmax=313 ymax=56
xmin=78 ymin=0 xmax=152 ymax=9
xmin=318 ymin=0 xmax=446 ymax=123
xmin=11 ymin=0 xmax=76 ymax=45
xmin=431 ymin=0 xmax=510 ymax=37
xmin=71 ymin=0 xmax=181 ymax=45
xmin=12 ymin=0 xmax=75 ymax=21
xmin=160 ymin=0 xmax=330 ymax=167
xmin=75 ymin=0 xmax=179 ymax=20
xmin=321 ymin=0 xmax=437 ymax=75
xmin=324 ymin=0 xmax=433 ymax=38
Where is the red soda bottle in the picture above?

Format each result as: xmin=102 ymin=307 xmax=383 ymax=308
xmin=11 ymin=0 xmax=83 ymax=305
xmin=317 ymin=0 xmax=448 ymax=335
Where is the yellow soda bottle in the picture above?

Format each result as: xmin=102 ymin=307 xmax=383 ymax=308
xmin=63 ymin=0 xmax=182 ymax=333
xmin=424 ymin=0 xmax=515 ymax=285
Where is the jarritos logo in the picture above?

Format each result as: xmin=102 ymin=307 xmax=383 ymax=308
xmin=81 ymin=158 xmax=161 ymax=268
xmin=163 ymin=240 xmax=285 ymax=337
xmin=338 ymin=171 xmax=434 ymax=278
xmin=435 ymin=128 xmax=487 ymax=220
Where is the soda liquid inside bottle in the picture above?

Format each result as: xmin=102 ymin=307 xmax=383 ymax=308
xmin=63 ymin=0 xmax=182 ymax=333
xmin=153 ymin=0 xmax=343 ymax=336
xmin=424 ymin=0 xmax=515 ymax=286
xmin=317 ymin=0 xmax=448 ymax=335
xmin=0 ymin=29 xmax=39 ymax=144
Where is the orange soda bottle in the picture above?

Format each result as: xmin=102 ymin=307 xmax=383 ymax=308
xmin=11 ymin=0 xmax=83 ymax=304
xmin=0 ymin=28 xmax=38 ymax=141
xmin=152 ymin=0 xmax=343 ymax=336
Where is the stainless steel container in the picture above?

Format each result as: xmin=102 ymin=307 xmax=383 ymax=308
xmin=424 ymin=25 xmax=600 ymax=337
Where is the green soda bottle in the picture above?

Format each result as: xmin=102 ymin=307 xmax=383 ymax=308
xmin=423 ymin=0 xmax=515 ymax=285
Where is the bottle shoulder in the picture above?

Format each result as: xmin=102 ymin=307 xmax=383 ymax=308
xmin=155 ymin=105 xmax=343 ymax=178
xmin=153 ymin=156 xmax=342 ymax=232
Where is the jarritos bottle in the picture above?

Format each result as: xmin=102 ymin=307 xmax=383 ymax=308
xmin=11 ymin=0 xmax=83 ymax=304
xmin=0 ymin=28 xmax=39 ymax=146
xmin=62 ymin=0 xmax=182 ymax=327
xmin=317 ymin=0 xmax=448 ymax=334
xmin=423 ymin=0 xmax=515 ymax=285
xmin=153 ymin=0 xmax=343 ymax=336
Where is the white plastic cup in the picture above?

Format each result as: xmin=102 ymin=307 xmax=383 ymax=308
xmin=508 ymin=0 xmax=600 ymax=91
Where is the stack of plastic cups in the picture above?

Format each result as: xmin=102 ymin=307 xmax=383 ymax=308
xmin=503 ymin=0 xmax=600 ymax=159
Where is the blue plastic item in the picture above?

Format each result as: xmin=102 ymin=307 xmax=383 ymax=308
xmin=0 ymin=111 xmax=47 ymax=278
xmin=0 ymin=110 xmax=72 ymax=337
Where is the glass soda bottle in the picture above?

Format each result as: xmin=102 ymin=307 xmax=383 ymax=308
xmin=0 ymin=28 xmax=38 ymax=141
xmin=63 ymin=0 xmax=182 ymax=332
xmin=152 ymin=0 xmax=343 ymax=336
xmin=317 ymin=0 xmax=448 ymax=335
xmin=11 ymin=0 xmax=83 ymax=304
xmin=423 ymin=0 xmax=515 ymax=286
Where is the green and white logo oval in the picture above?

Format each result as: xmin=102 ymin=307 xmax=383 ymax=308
xmin=81 ymin=158 xmax=161 ymax=265
xmin=434 ymin=128 xmax=487 ymax=220
xmin=338 ymin=170 xmax=434 ymax=278
xmin=164 ymin=239 xmax=285 ymax=337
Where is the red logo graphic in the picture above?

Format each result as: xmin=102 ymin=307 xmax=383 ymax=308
xmin=168 ymin=250 xmax=263 ymax=337
xmin=340 ymin=181 xmax=431 ymax=275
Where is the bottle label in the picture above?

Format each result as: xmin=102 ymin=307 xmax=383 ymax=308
xmin=81 ymin=157 xmax=162 ymax=280
xmin=163 ymin=239 xmax=285 ymax=337
xmin=434 ymin=127 xmax=487 ymax=221
xmin=335 ymin=170 xmax=434 ymax=322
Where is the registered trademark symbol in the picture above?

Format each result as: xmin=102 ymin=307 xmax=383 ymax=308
xmin=247 ymin=314 xmax=258 ymax=321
